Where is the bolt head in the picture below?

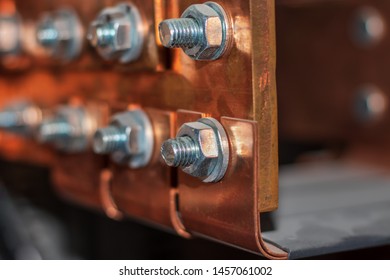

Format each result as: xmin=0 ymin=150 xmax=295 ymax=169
xmin=178 ymin=121 xmax=220 ymax=179
xmin=88 ymin=3 xmax=144 ymax=63
xmin=182 ymin=3 xmax=224 ymax=60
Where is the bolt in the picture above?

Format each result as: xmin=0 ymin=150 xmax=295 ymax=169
xmin=159 ymin=19 xmax=201 ymax=48
xmin=158 ymin=2 xmax=231 ymax=60
xmin=93 ymin=126 xmax=128 ymax=154
xmin=160 ymin=118 xmax=229 ymax=183
xmin=87 ymin=23 xmax=116 ymax=48
xmin=37 ymin=118 xmax=73 ymax=143
xmin=0 ymin=111 xmax=19 ymax=128
xmin=87 ymin=3 xmax=144 ymax=63
xmin=354 ymin=85 xmax=387 ymax=123
xmin=36 ymin=9 xmax=83 ymax=60
xmin=0 ymin=101 xmax=43 ymax=133
xmin=36 ymin=24 xmax=59 ymax=47
xmin=161 ymin=136 xmax=199 ymax=167
xmin=351 ymin=6 xmax=386 ymax=48
xmin=92 ymin=110 xmax=154 ymax=168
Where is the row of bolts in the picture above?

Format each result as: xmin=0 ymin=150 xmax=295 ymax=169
xmin=1 ymin=3 xmax=388 ymax=180
xmin=0 ymin=2 xmax=233 ymax=182
xmin=0 ymin=102 xmax=229 ymax=183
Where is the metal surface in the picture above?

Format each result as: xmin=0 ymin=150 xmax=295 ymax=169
xmin=36 ymin=8 xmax=83 ymax=61
xmin=263 ymin=162 xmax=390 ymax=259
xmin=161 ymin=117 xmax=229 ymax=182
xmin=87 ymin=2 xmax=145 ymax=63
xmin=159 ymin=2 xmax=232 ymax=60
xmin=93 ymin=109 xmax=154 ymax=168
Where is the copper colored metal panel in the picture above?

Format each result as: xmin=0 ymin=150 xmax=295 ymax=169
xmin=177 ymin=113 xmax=287 ymax=258
xmin=110 ymin=107 xmax=176 ymax=229
xmin=170 ymin=0 xmax=279 ymax=213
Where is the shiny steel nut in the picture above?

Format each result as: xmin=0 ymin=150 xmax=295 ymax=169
xmin=182 ymin=2 xmax=228 ymax=60
xmin=177 ymin=118 xmax=229 ymax=182
xmin=87 ymin=3 xmax=144 ymax=63
xmin=93 ymin=110 xmax=154 ymax=168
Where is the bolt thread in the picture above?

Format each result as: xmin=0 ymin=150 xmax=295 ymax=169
xmin=38 ymin=118 xmax=72 ymax=143
xmin=159 ymin=18 xmax=201 ymax=48
xmin=37 ymin=26 xmax=59 ymax=46
xmin=93 ymin=126 xmax=127 ymax=154
xmin=161 ymin=136 xmax=199 ymax=167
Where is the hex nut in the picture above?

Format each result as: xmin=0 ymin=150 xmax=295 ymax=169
xmin=177 ymin=118 xmax=229 ymax=182
xmin=182 ymin=2 xmax=230 ymax=60
xmin=88 ymin=3 xmax=144 ymax=63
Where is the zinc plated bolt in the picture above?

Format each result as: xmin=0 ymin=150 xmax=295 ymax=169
xmin=37 ymin=106 xmax=93 ymax=153
xmin=36 ymin=9 xmax=83 ymax=61
xmin=0 ymin=101 xmax=43 ymax=134
xmin=92 ymin=109 xmax=154 ymax=168
xmin=158 ymin=2 xmax=231 ymax=61
xmin=351 ymin=6 xmax=386 ymax=48
xmin=87 ymin=2 xmax=144 ymax=63
xmin=161 ymin=118 xmax=229 ymax=183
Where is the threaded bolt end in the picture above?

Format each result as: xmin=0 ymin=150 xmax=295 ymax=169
xmin=88 ymin=23 xmax=115 ymax=47
xmin=161 ymin=136 xmax=199 ymax=167
xmin=38 ymin=118 xmax=72 ymax=143
xmin=93 ymin=126 xmax=127 ymax=154
xmin=37 ymin=24 xmax=59 ymax=47
xmin=159 ymin=18 xmax=201 ymax=48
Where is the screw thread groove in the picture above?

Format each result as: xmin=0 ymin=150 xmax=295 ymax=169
xmin=159 ymin=18 xmax=200 ymax=48
xmin=161 ymin=136 xmax=199 ymax=167
xmin=38 ymin=119 xmax=72 ymax=143
xmin=93 ymin=126 xmax=127 ymax=154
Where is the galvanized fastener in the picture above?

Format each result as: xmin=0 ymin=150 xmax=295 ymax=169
xmin=37 ymin=106 xmax=94 ymax=152
xmin=36 ymin=9 xmax=83 ymax=60
xmin=351 ymin=6 xmax=386 ymax=48
xmin=158 ymin=2 xmax=231 ymax=61
xmin=354 ymin=85 xmax=387 ymax=123
xmin=87 ymin=2 xmax=144 ymax=63
xmin=93 ymin=110 xmax=154 ymax=168
xmin=0 ymin=13 xmax=22 ymax=56
xmin=161 ymin=117 xmax=229 ymax=183
xmin=0 ymin=101 xmax=43 ymax=134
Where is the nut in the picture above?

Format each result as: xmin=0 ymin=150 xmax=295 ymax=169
xmin=177 ymin=118 xmax=229 ymax=182
xmin=182 ymin=2 xmax=230 ymax=60
xmin=87 ymin=3 xmax=144 ymax=63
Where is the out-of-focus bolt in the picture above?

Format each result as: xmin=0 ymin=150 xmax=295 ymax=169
xmin=158 ymin=2 xmax=231 ymax=60
xmin=87 ymin=3 xmax=144 ymax=63
xmin=161 ymin=118 xmax=229 ymax=183
xmin=37 ymin=106 xmax=94 ymax=153
xmin=93 ymin=126 xmax=127 ymax=154
xmin=93 ymin=109 xmax=153 ymax=168
xmin=351 ymin=6 xmax=386 ymax=48
xmin=354 ymin=85 xmax=387 ymax=123
xmin=0 ymin=14 xmax=22 ymax=56
xmin=36 ymin=9 xmax=83 ymax=60
xmin=0 ymin=101 xmax=43 ymax=134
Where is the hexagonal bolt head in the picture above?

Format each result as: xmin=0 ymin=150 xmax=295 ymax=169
xmin=158 ymin=2 xmax=231 ymax=60
xmin=161 ymin=118 xmax=229 ymax=183
xmin=92 ymin=110 xmax=154 ymax=169
xmin=87 ymin=3 xmax=144 ymax=63
xmin=36 ymin=9 xmax=83 ymax=60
